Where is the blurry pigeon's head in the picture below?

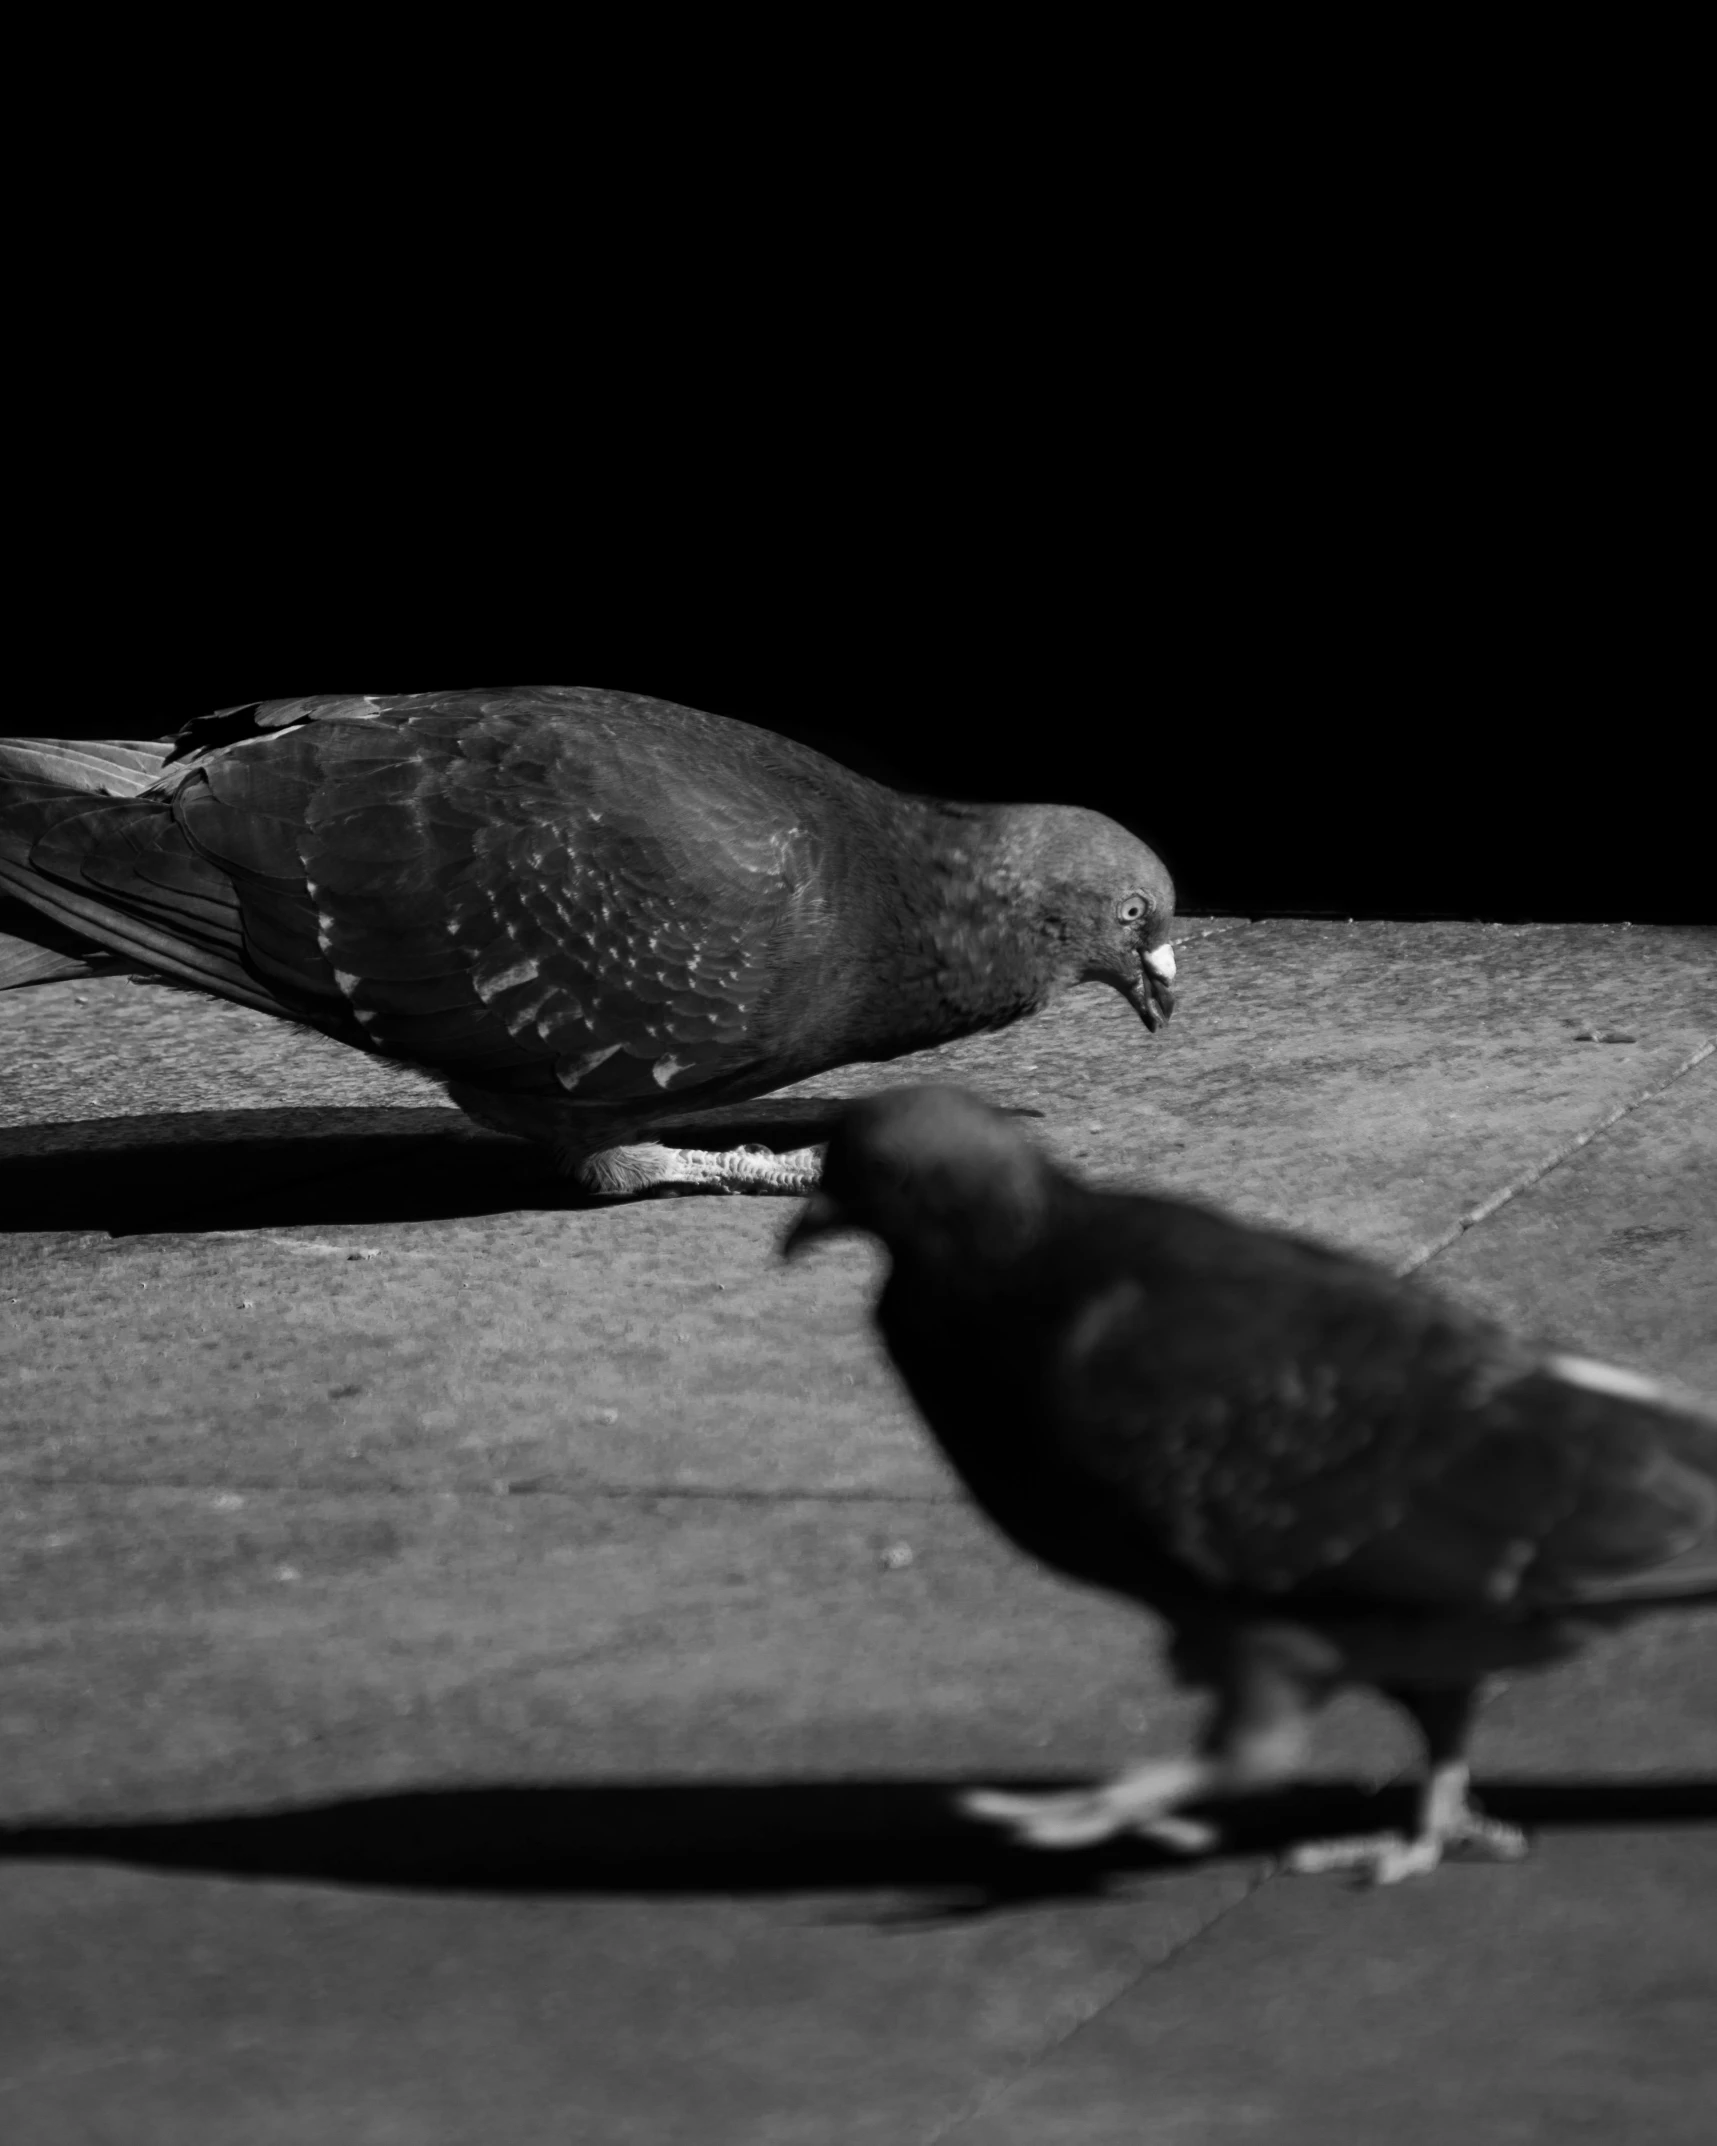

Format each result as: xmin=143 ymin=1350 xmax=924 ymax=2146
xmin=988 ymin=805 xmax=1177 ymax=1031
xmin=783 ymin=1086 xmax=1055 ymax=1266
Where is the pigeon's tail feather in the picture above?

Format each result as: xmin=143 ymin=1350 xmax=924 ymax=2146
xmin=0 ymin=856 xmax=294 ymax=1015
xmin=0 ymin=740 xmax=297 ymax=1017
xmin=0 ymin=736 xmax=173 ymax=797
xmin=0 ymin=893 xmax=134 ymax=986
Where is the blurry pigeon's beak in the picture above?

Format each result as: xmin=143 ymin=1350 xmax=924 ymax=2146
xmin=1124 ymin=942 xmax=1177 ymax=1031
xmin=782 ymin=1190 xmax=846 ymax=1259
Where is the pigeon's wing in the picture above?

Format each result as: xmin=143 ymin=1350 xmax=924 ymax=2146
xmin=3 ymin=767 xmax=282 ymax=1012
xmin=1048 ymin=1203 xmax=1717 ymax=1611
xmin=165 ymin=687 xmax=838 ymax=1097
xmin=1338 ymin=1359 xmax=1717 ymax=1610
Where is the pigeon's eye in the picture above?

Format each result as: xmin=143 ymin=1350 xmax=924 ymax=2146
xmin=1116 ymin=895 xmax=1149 ymax=924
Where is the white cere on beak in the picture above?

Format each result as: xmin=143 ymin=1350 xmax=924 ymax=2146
xmin=1143 ymin=943 xmax=1176 ymax=984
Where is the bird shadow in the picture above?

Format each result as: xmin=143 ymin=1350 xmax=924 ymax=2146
xmin=0 ymin=1108 xmax=562 ymax=1233
xmin=0 ymin=1097 xmax=896 ymax=1236
xmin=1 ymin=1776 xmax=1711 ymax=1915
xmin=0 ymin=1095 xmax=1043 ymax=1236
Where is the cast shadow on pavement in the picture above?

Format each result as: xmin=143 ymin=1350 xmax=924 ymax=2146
xmin=2 ymin=1778 xmax=1713 ymax=1910
xmin=0 ymin=1098 xmax=874 ymax=1236
xmin=0 ymin=1096 xmax=1043 ymax=1235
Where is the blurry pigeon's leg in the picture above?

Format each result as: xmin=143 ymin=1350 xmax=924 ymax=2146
xmin=960 ymin=1636 xmax=1319 ymax=1852
xmin=961 ymin=1758 xmax=1219 ymax=1852
xmin=1286 ymin=1683 xmax=1527 ymax=1883
xmin=573 ymin=1142 xmax=825 ymax=1199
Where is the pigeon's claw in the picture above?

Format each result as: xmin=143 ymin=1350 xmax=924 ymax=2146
xmin=1286 ymin=1764 xmax=1529 ymax=1883
xmin=960 ymin=1787 xmax=1134 ymax=1849
xmin=1448 ymin=1810 xmax=1531 ymax=1862
xmin=1285 ymin=1831 xmax=1447 ymax=1883
xmin=960 ymin=1757 xmax=1216 ymax=1853
xmin=1286 ymin=1814 xmax=1528 ymax=1884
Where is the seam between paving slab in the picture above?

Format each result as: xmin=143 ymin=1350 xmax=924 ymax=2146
xmin=0 ymin=1479 xmax=966 ymax=1503
xmin=923 ymin=1866 xmax=1272 ymax=2144
xmin=1394 ymin=1034 xmax=1717 ymax=1278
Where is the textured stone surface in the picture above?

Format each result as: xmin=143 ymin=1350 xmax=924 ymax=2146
xmin=953 ymin=1830 xmax=1717 ymax=2146
xmin=1 ymin=921 xmax=1714 ymax=2142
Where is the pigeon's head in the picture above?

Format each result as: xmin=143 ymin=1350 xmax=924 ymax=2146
xmin=783 ymin=1086 xmax=1055 ymax=1267
xmin=990 ymin=805 xmax=1177 ymax=1031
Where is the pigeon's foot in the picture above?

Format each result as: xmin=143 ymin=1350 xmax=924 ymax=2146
xmin=1285 ymin=1830 xmax=1445 ymax=1883
xmin=576 ymin=1141 xmax=826 ymax=1199
xmin=1285 ymin=1764 xmax=1528 ymax=1884
xmin=1284 ymin=1812 xmax=1528 ymax=1884
xmin=960 ymin=1758 xmax=1218 ymax=1853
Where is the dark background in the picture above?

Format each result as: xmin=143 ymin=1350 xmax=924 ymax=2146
xmin=25 ymin=517 xmax=1698 ymax=926
xmin=17 ymin=79 xmax=1701 ymax=927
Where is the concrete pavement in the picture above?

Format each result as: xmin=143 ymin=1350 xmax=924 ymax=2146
xmin=2 ymin=920 xmax=1714 ymax=2143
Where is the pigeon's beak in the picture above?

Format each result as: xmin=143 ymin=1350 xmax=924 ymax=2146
xmin=782 ymin=1190 xmax=847 ymax=1259
xmin=1124 ymin=942 xmax=1177 ymax=1032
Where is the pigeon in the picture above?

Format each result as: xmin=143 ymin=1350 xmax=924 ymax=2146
xmin=0 ymin=690 xmax=1176 ymax=1195
xmin=784 ymin=1086 xmax=1717 ymax=1881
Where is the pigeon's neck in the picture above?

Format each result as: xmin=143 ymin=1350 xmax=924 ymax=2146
xmin=861 ymin=800 xmax=1066 ymax=1043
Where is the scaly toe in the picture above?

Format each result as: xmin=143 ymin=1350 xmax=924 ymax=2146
xmin=722 ymin=1142 xmax=826 ymax=1195
xmin=1136 ymin=1815 xmax=1220 ymax=1855
xmin=958 ymin=1788 xmax=1215 ymax=1855
xmin=1444 ymin=1813 xmax=1529 ymax=1863
xmin=959 ymin=1788 xmax=1132 ymax=1849
xmin=1286 ymin=1831 xmax=1425 ymax=1881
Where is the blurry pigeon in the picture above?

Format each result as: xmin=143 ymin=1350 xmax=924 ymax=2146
xmin=0 ymin=691 xmax=1176 ymax=1195
xmin=785 ymin=1086 xmax=1717 ymax=1881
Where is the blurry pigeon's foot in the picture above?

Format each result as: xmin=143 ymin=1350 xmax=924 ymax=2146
xmin=1285 ymin=1813 xmax=1527 ymax=1884
xmin=1285 ymin=1763 xmax=1528 ymax=1883
xmin=1285 ymin=1832 xmax=1440 ymax=1883
xmin=960 ymin=1758 xmax=1219 ymax=1853
xmin=576 ymin=1141 xmax=825 ymax=1199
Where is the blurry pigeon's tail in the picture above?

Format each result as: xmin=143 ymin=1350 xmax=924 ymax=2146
xmin=0 ymin=735 xmax=289 ymax=1013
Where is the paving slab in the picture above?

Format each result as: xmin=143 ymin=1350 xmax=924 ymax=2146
xmin=952 ymin=1828 xmax=1717 ymax=2146
xmin=1 ymin=921 xmax=1714 ymax=2143
xmin=4 ymin=922 xmax=1713 ymax=1504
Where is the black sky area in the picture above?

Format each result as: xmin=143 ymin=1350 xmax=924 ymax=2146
xmin=17 ymin=155 xmax=1701 ymax=929
xmin=21 ymin=525 xmax=1700 ymax=926
xmin=13 ymin=58 xmax=1703 ymax=931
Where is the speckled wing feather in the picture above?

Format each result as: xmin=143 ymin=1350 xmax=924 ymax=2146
xmin=1049 ymin=1194 xmax=1717 ymax=1610
xmin=4 ymin=694 xmax=1179 ymax=1184
xmin=153 ymin=688 xmax=856 ymax=1098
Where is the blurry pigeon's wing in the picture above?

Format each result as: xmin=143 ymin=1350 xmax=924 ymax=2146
xmin=1047 ymin=1208 xmax=1570 ymax=1607
xmin=1327 ymin=1361 xmax=1717 ymax=1609
xmin=170 ymin=688 xmax=831 ymax=1098
xmin=1052 ymin=1205 xmax=1717 ymax=1610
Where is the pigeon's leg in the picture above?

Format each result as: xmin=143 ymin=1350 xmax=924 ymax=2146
xmin=444 ymin=1083 xmax=827 ymax=1198
xmin=1285 ymin=1683 xmax=1527 ymax=1883
xmin=574 ymin=1142 xmax=826 ymax=1199
xmin=960 ymin=1640 xmax=1319 ymax=1853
